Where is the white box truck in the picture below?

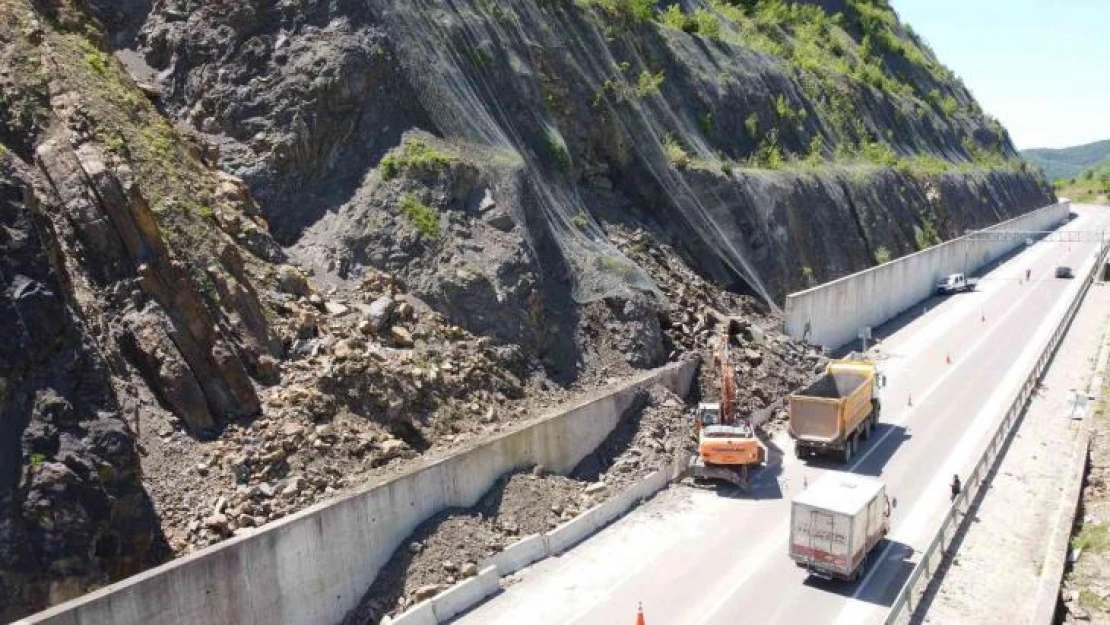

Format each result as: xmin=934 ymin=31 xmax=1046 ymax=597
xmin=789 ymin=473 xmax=891 ymax=581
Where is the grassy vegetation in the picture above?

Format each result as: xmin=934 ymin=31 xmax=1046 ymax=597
xmin=1079 ymin=589 xmax=1109 ymax=613
xmin=380 ymin=138 xmax=457 ymax=181
xmin=399 ymin=193 xmax=441 ymax=238
xmin=597 ymin=253 xmax=640 ymax=281
xmin=567 ymin=0 xmax=1015 ymax=174
xmin=874 ymin=246 xmax=891 ymax=263
xmin=659 ymin=5 xmax=722 ymax=39
xmin=663 ymin=135 xmax=690 ymax=169
xmin=599 ymin=61 xmax=665 ymax=103
xmin=544 ymin=129 xmax=572 ymax=171
xmin=1053 ymin=160 xmax=1110 ymax=204
xmin=687 ymin=135 xmax=1028 ymax=179
xmin=581 ymin=0 xmax=655 ymax=26
xmin=744 ymin=113 xmax=760 ymax=140
xmin=1072 ymin=522 xmax=1110 ymax=554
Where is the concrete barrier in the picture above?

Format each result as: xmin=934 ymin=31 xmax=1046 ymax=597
xmin=21 ymin=359 xmax=698 ymax=625
xmin=384 ymin=600 xmax=436 ymax=625
xmin=480 ymin=534 xmax=547 ymax=576
xmin=547 ymin=469 xmax=671 ymax=554
xmin=429 ymin=566 xmax=500 ymax=623
xmin=592 ymin=486 xmax=636 ymax=529
xmin=545 ymin=505 xmax=604 ymax=555
xmin=634 ymin=469 xmax=669 ymax=501
xmin=785 ymin=201 xmax=1070 ymax=348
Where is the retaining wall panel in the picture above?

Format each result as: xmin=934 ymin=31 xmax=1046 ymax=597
xmin=385 ymin=600 xmax=436 ymax=625
xmin=786 ymin=202 xmax=1070 ymax=348
xmin=546 ymin=506 xmax=604 ymax=554
xmin=431 ymin=566 xmax=500 ymax=623
xmin=482 ymin=534 xmax=547 ymax=575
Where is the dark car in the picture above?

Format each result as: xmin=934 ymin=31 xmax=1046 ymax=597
xmin=1056 ymin=266 xmax=1074 ymax=279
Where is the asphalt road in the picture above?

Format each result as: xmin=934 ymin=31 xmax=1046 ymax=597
xmin=455 ymin=206 xmax=1109 ymax=625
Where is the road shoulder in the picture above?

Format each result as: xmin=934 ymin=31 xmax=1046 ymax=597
xmin=919 ymin=283 xmax=1110 ymax=624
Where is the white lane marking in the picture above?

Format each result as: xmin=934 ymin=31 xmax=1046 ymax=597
xmin=876 ymin=213 xmax=1102 ymax=372
xmin=845 ymin=257 xmax=1057 ymax=472
xmin=484 ymin=217 xmax=1107 ymax=625
xmin=687 ymin=518 xmax=793 ymax=625
xmin=696 ymin=241 xmax=1101 ymax=625
xmin=833 ymin=235 xmax=1103 ymax=625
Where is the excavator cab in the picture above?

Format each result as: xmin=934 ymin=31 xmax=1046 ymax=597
xmin=695 ymin=402 xmax=722 ymax=430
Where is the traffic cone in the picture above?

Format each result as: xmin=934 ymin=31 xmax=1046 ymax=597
xmin=946 ymin=352 xmax=952 ymax=365
xmin=635 ymin=603 xmax=646 ymax=625
xmin=907 ymin=392 xmax=913 ymax=407
xmin=981 ymin=312 xmax=986 ymax=323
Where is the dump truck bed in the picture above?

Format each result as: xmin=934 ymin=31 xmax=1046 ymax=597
xmin=789 ymin=363 xmax=874 ymax=445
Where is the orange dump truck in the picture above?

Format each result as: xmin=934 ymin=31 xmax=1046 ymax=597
xmin=789 ymin=359 xmax=884 ymax=463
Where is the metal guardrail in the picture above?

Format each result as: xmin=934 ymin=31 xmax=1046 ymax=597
xmin=884 ymin=237 xmax=1110 ymax=624
xmin=967 ymin=229 xmax=1106 ymax=243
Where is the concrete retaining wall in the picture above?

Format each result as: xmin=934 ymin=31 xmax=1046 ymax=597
xmin=389 ymin=466 xmax=675 ymax=624
xmin=20 ymin=360 xmax=698 ymax=625
xmin=785 ymin=201 xmax=1070 ymax=348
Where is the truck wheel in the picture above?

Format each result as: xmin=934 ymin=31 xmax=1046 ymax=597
xmin=795 ymin=445 xmax=806 ymax=459
xmin=843 ymin=437 xmax=854 ymax=463
xmin=861 ymin=419 xmax=871 ymax=440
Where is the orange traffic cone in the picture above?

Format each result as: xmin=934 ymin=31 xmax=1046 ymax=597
xmin=635 ymin=603 xmax=646 ymax=625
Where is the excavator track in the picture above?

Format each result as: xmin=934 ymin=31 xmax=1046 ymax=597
xmin=689 ymin=456 xmax=751 ymax=490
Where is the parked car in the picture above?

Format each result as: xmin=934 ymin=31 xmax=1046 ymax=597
xmin=1055 ymin=266 xmax=1074 ymax=279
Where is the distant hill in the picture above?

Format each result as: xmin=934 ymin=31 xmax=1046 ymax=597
xmin=1022 ymin=139 xmax=1110 ymax=181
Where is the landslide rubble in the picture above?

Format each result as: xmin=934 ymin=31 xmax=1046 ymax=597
xmin=342 ymin=385 xmax=695 ymax=624
xmin=0 ymin=0 xmax=1055 ymax=619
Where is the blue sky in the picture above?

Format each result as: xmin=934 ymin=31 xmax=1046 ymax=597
xmin=892 ymin=0 xmax=1110 ymax=150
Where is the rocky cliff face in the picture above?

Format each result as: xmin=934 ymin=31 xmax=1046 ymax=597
xmin=131 ymin=0 xmax=1053 ymax=303
xmin=0 ymin=151 xmax=170 ymax=618
xmin=0 ymin=0 xmax=1053 ymax=619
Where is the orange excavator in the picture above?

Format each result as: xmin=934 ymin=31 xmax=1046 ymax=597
xmin=691 ymin=333 xmax=766 ymax=489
